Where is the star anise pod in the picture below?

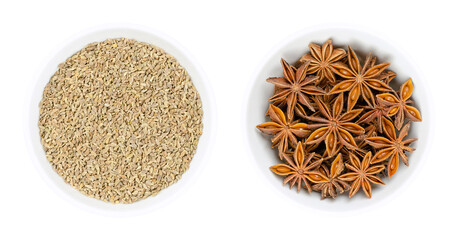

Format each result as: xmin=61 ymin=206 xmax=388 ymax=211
xmin=367 ymin=55 xmax=396 ymax=85
xmin=280 ymin=143 xmax=324 ymax=162
xmin=297 ymin=39 xmax=346 ymax=84
xmin=312 ymin=153 xmax=350 ymax=199
xmin=365 ymin=117 xmax=417 ymax=177
xmin=356 ymin=99 xmax=391 ymax=133
xmin=379 ymin=70 xmax=397 ymax=84
xmin=305 ymin=93 xmax=364 ymax=156
xmin=257 ymin=104 xmax=310 ymax=158
xmin=355 ymin=124 xmax=377 ymax=149
xmin=270 ymin=142 xmax=328 ymax=193
xmin=376 ymin=78 xmax=422 ymax=130
xmin=329 ymin=47 xmax=392 ymax=110
xmin=267 ymin=59 xmax=326 ymax=119
xmin=339 ymin=152 xmax=385 ymax=198
xmin=343 ymin=124 xmax=377 ymax=158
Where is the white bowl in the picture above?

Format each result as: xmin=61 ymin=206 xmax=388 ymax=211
xmin=243 ymin=25 xmax=433 ymax=213
xmin=26 ymin=24 xmax=216 ymax=216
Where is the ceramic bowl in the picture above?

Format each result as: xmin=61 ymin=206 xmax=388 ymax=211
xmin=243 ymin=25 xmax=433 ymax=213
xmin=26 ymin=24 xmax=216 ymax=216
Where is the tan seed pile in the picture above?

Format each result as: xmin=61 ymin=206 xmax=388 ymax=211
xmin=38 ymin=38 xmax=203 ymax=204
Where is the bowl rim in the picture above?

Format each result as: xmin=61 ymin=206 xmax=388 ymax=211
xmin=242 ymin=24 xmax=435 ymax=214
xmin=24 ymin=23 xmax=217 ymax=216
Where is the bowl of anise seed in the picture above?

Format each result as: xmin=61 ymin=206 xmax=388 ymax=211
xmin=27 ymin=24 xmax=216 ymax=215
xmin=244 ymin=26 xmax=432 ymax=212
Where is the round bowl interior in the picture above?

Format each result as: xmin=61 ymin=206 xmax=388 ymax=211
xmin=27 ymin=24 xmax=216 ymax=216
xmin=244 ymin=26 xmax=432 ymax=213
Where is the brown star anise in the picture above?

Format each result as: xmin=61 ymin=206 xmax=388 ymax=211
xmin=329 ymin=47 xmax=392 ymax=110
xmin=365 ymin=117 xmax=417 ymax=178
xmin=343 ymin=124 xmax=377 ymax=158
xmin=379 ymin=70 xmax=397 ymax=84
xmin=305 ymin=93 xmax=364 ymax=156
xmin=355 ymin=124 xmax=377 ymax=149
xmin=312 ymin=153 xmax=350 ymax=199
xmin=339 ymin=152 xmax=385 ymax=198
xmin=356 ymin=99 xmax=391 ymax=133
xmin=297 ymin=39 xmax=346 ymax=84
xmin=270 ymin=142 xmax=328 ymax=193
xmin=267 ymin=59 xmax=326 ymax=119
xmin=376 ymin=78 xmax=422 ymax=130
xmin=257 ymin=104 xmax=310 ymax=158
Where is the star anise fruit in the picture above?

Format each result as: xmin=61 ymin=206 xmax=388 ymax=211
xmin=365 ymin=117 xmax=417 ymax=178
xmin=297 ymin=39 xmax=346 ymax=84
xmin=339 ymin=152 xmax=385 ymax=198
xmin=256 ymin=104 xmax=310 ymax=158
xmin=267 ymin=59 xmax=326 ymax=119
xmin=379 ymin=70 xmax=397 ymax=84
xmin=312 ymin=153 xmax=350 ymax=199
xmin=329 ymin=47 xmax=392 ymax=110
xmin=354 ymin=124 xmax=377 ymax=149
xmin=270 ymin=142 xmax=328 ymax=193
xmin=356 ymin=99 xmax=391 ymax=133
xmin=343 ymin=124 xmax=377 ymax=158
xmin=305 ymin=93 xmax=364 ymax=156
xmin=376 ymin=78 xmax=422 ymax=130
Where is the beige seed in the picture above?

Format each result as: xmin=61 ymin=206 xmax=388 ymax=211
xmin=38 ymin=38 xmax=203 ymax=204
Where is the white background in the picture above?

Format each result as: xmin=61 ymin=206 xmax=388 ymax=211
xmin=1 ymin=0 xmax=456 ymax=239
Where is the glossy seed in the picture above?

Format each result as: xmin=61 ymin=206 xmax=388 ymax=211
xmin=389 ymin=107 xmax=399 ymax=115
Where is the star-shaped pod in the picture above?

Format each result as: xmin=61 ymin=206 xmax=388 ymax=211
xmin=270 ymin=142 xmax=328 ymax=193
xmin=339 ymin=152 xmax=385 ymax=198
xmin=365 ymin=117 xmax=417 ymax=178
xmin=267 ymin=59 xmax=326 ymax=119
xmin=312 ymin=153 xmax=350 ymax=199
xmin=356 ymin=99 xmax=391 ymax=133
xmin=376 ymin=78 xmax=422 ymax=130
xmin=329 ymin=46 xmax=392 ymax=110
xmin=297 ymin=39 xmax=347 ymax=84
xmin=305 ymin=93 xmax=365 ymax=157
xmin=256 ymin=104 xmax=310 ymax=158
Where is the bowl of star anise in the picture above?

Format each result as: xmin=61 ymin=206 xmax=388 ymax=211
xmin=244 ymin=26 xmax=432 ymax=212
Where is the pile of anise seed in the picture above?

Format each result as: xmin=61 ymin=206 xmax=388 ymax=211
xmin=256 ymin=40 xmax=422 ymax=199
